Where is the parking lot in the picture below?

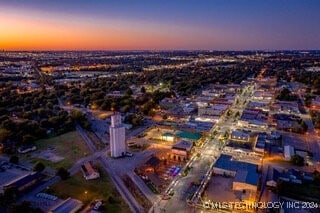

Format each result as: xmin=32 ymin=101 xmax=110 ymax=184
xmin=203 ymin=175 xmax=240 ymax=203
xmin=139 ymin=155 xmax=185 ymax=193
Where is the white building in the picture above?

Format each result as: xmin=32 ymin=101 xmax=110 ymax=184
xmin=110 ymin=114 xmax=126 ymax=158
xmin=284 ymin=145 xmax=294 ymax=161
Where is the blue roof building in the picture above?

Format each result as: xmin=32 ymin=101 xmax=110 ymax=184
xmin=213 ymin=155 xmax=259 ymax=192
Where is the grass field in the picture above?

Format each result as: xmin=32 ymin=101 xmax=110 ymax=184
xmin=20 ymin=131 xmax=91 ymax=169
xmin=46 ymin=163 xmax=130 ymax=212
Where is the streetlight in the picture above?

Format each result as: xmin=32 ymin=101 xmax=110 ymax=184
xmin=84 ymin=190 xmax=88 ymax=200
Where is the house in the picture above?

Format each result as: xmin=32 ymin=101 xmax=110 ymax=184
xmin=170 ymin=140 xmax=193 ymax=161
xmin=81 ymin=162 xmax=100 ymax=180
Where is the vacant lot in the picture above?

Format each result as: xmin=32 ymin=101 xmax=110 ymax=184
xmin=47 ymin=163 xmax=130 ymax=212
xmin=204 ymin=175 xmax=240 ymax=202
xmin=20 ymin=131 xmax=91 ymax=169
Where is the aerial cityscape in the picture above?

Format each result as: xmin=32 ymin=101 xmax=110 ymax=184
xmin=0 ymin=1 xmax=320 ymax=213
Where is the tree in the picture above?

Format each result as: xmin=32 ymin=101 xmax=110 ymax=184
xmin=304 ymin=93 xmax=312 ymax=107
xmin=235 ymin=111 xmax=240 ymax=118
xmin=1 ymin=186 xmax=19 ymax=204
xmin=125 ymin=87 xmax=133 ymax=96
xmin=56 ymin=167 xmax=70 ymax=180
xmin=9 ymin=156 xmax=19 ymax=164
xmin=313 ymin=170 xmax=320 ymax=184
xmin=140 ymin=86 xmax=146 ymax=94
xmin=7 ymin=201 xmax=43 ymax=213
xmin=0 ymin=128 xmax=11 ymax=143
xmin=162 ymin=114 xmax=168 ymax=120
xmin=290 ymin=154 xmax=304 ymax=166
xmin=22 ymin=135 xmax=35 ymax=144
xmin=71 ymin=110 xmax=84 ymax=120
xmin=276 ymin=88 xmax=298 ymax=101
xmin=33 ymin=161 xmax=45 ymax=172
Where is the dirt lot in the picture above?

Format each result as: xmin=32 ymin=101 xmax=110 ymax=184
xmin=203 ymin=175 xmax=240 ymax=202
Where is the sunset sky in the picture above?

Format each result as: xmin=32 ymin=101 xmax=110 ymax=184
xmin=1 ymin=0 xmax=320 ymax=50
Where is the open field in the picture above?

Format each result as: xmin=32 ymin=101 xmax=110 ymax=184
xmin=46 ymin=163 xmax=130 ymax=212
xmin=20 ymin=131 xmax=91 ymax=169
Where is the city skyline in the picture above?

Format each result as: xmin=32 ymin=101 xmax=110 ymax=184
xmin=1 ymin=0 xmax=320 ymax=51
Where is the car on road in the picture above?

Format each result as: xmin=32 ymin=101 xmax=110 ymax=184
xmin=125 ymin=152 xmax=133 ymax=157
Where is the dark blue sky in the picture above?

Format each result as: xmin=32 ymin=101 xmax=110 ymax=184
xmin=1 ymin=0 xmax=320 ymax=50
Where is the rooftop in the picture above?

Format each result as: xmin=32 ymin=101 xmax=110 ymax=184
xmin=145 ymin=156 xmax=161 ymax=168
xmin=214 ymin=154 xmax=259 ymax=185
xmin=175 ymin=131 xmax=201 ymax=141
xmin=172 ymin=140 xmax=193 ymax=152
xmin=50 ymin=197 xmax=83 ymax=213
xmin=4 ymin=172 xmax=44 ymax=190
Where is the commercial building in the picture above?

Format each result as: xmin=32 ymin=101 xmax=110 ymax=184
xmin=49 ymin=197 xmax=83 ymax=213
xmin=198 ymin=104 xmax=229 ymax=119
xmin=271 ymin=101 xmax=300 ymax=114
xmin=170 ymin=140 xmax=193 ymax=161
xmin=3 ymin=172 xmax=44 ymax=193
xmin=252 ymin=90 xmax=273 ymax=101
xmin=238 ymin=108 xmax=268 ymax=129
xmin=247 ymin=101 xmax=269 ymax=112
xmin=266 ymin=168 xmax=314 ymax=187
xmin=284 ymin=145 xmax=294 ymax=161
xmin=161 ymin=132 xmax=175 ymax=142
xmin=137 ymin=155 xmax=161 ymax=174
xmin=213 ymin=155 xmax=259 ymax=193
xmin=175 ymin=131 xmax=202 ymax=142
xmin=230 ymin=130 xmax=251 ymax=142
xmin=110 ymin=114 xmax=126 ymax=158
xmin=254 ymin=134 xmax=266 ymax=153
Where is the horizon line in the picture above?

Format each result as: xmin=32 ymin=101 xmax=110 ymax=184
xmin=1 ymin=49 xmax=320 ymax=52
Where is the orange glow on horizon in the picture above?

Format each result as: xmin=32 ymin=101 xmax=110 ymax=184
xmin=0 ymin=10 xmax=204 ymax=50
